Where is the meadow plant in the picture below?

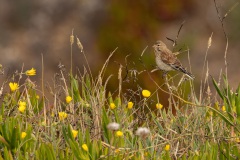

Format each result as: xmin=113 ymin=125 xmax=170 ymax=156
xmin=1 ymin=11 xmax=240 ymax=158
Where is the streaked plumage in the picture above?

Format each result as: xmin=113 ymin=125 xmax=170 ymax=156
xmin=152 ymin=40 xmax=194 ymax=79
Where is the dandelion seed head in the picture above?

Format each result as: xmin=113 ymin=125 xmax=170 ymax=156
xmin=136 ymin=127 xmax=150 ymax=138
xmin=107 ymin=122 xmax=120 ymax=131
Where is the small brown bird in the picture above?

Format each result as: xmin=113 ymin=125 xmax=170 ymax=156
xmin=152 ymin=40 xmax=194 ymax=79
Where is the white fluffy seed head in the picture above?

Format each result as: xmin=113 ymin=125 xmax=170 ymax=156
xmin=107 ymin=122 xmax=120 ymax=131
xmin=136 ymin=127 xmax=150 ymax=138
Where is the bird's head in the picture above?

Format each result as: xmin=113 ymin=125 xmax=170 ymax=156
xmin=152 ymin=40 xmax=166 ymax=51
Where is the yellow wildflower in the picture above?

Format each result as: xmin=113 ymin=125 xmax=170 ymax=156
xmin=58 ymin=112 xmax=68 ymax=120
xmin=144 ymin=152 xmax=148 ymax=157
xmin=66 ymin=96 xmax=72 ymax=103
xmin=156 ymin=103 xmax=163 ymax=109
xmin=41 ymin=120 xmax=46 ymax=126
xmin=127 ymin=101 xmax=133 ymax=109
xmin=208 ymin=111 xmax=213 ymax=116
xmin=142 ymin=90 xmax=151 ymax=98
xmin=9 ymin=82 xmax=19 ymax=92
xmin=222 ymin=106 xmax=226 ymax=112
xmin=214 ymin=102 xmax=219 ymax=110
xmin=110 ymin=103 xmax=116 ymax=109
xmin=72 ymin=129 xmax=78 ymax=138
xmin=51 ymin=112 xmax=55 ymax=117
xmin=195 ymin=150 xmax=199 ymax=156
xmin=116 ymin=131 xmax=123 ymax=137
xmin=25 ymin=68 xmax=36 ymax=76
xmin=18 ymin=101 xmax=26 ymax=113
xmin=115 ymin=149 xmax=120 ymax=153
xmin=82 ymin=144 xmax=88 ymax=151
xmin=36 ymin=95 xmax=40 ymax=99
xmin=21 ymin=132 xmax=27 ymax=139
xmin=164 ymin=144 xmax=170 ymax=151
xmin=235 ymin=137 xmax=240 ymax=143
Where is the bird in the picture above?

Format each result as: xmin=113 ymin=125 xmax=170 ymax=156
xmin=152 ymin=40 xmax=194 ymax=79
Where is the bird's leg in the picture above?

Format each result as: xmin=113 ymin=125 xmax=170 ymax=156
xmin=162 ymin=71 xmax=168 ymax=79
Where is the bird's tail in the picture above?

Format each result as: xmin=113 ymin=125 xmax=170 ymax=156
xmin=180 ymin=68 xmax=194 ymax=79
xmin=172 ymin=65 xmax=195 ymax=79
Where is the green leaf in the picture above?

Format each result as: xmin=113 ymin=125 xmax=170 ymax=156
xmin=10 ymin=126 xmax=19 ymax=150
xmin=101 ymin=107 xmax=110 ymax=143
xmin=208 ymin=106 xmax=235 ymax=127
xmin=236 ymin=85 xmax=240 ymax=119
xmin=211 ymin=77 xmax=224 ymax=100
xmin=0 ymin=135 xmax=10 ymax=148
xmin=3 ymin=147 xmax=12 ymax=160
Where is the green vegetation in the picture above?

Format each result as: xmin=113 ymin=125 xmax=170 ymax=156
xmin=0 ymin=35 xmax=240 ymax=160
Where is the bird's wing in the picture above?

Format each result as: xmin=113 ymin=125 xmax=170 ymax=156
xmin=161 ymin=50 xmax=182 ymax=67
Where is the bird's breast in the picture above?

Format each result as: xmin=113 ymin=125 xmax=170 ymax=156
xmin=156 ymin=56 xmax=173 ymax=71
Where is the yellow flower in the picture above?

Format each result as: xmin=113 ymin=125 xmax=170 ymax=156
xmin=18 ymin=101 xmax=26 ymax=113
xmin=208 ymin=111 xmax=213 ymax=116
xmin=36 ymin=95 xmax=40 ymax=99
xmin=51 ymin=112 xmax=55 ymax=117
xmin=110 ymin=103 xmax=116 ymax=109
xmin=66 ymin=96 xmax=72 ymax=103
xmin=116 ymin=131 xmax=123 ymax=137
xmin=164 ymin=144 xmax=170 ymax=151
xmin=156 ymin=103 xmax=163 ymax=109
xmin=9 ymin=82 xmax=19 ymax=92
xmin=25 ymin=68 xmax=36 ymax=76
xmin=82 ymin=144 xmax=88 ymax=151
xmin=144 ymin=152 xmax=148 ymax=157
xmin=58 ymin=112 xmax=68 ymax=120
xmin=72 ymin=129 xmax=78 ymax=138
xmin=235 ymin=137 xmax=240 ymax=143
xmin=195 ymin=150 xmax=199 ymax=156
xmin=222 ymin=106 xmax=226 ymax=112
xmin=21 ymin=132 xmax=27 ymax=139
xmin=214 ymin=102 xmax=219 ymax=110
xmin=127 ymin=102 xmax=134 ymax=109
xmin=41 ymin=120 xmax=46 ymax=126
xmin=142 ymin=90 xmax=151 ymax=98
xmin=115 ymin=149 xmax=120 ymax=153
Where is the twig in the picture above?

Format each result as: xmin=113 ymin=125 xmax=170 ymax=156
xmin=223 ymin=2 xmax=239 ymax=21
xmin=166 ymin=20 xmax=185 ymax=47
xmin=141 ymin=46 xmax=148 ymax=57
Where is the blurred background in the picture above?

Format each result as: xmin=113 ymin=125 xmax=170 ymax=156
xmin=0 ymin=0 xmax=240 ymax=101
